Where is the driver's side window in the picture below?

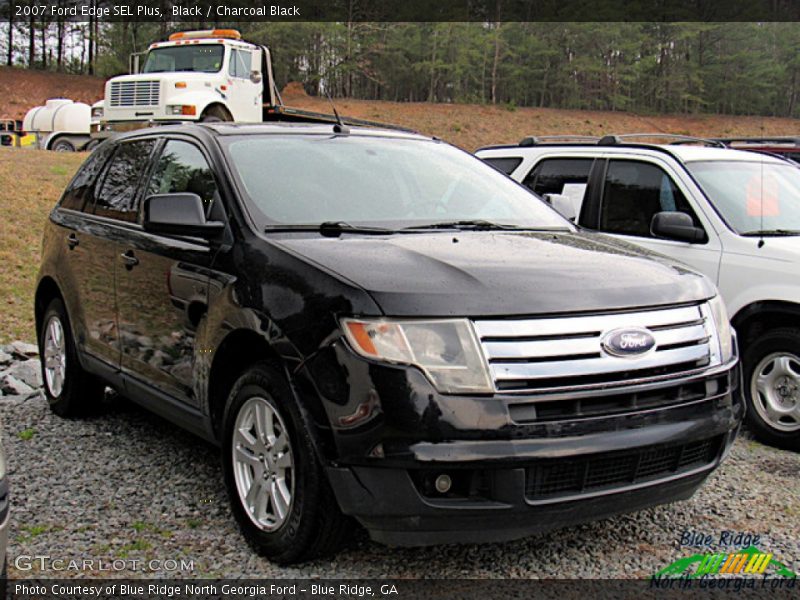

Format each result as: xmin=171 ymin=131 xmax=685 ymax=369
xmin=599 ymin=160 xmax=704 ymax=239
xmin=146 ymin=140 xmax=219 ymax=217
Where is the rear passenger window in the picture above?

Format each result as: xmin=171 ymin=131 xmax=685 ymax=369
xmin=92 ymin=140 xmax=156 ymax=222
xmin=482 ymin=156 xmax=523 ymax=175
xmin=59 ymin=143 xmax=114 ymax=211
xmin=599 ymin=160 xmax=703 ymax=239
xmin=146 ymin=140 xmax=219 ymax=215
xmin=523 ymin=158 xmax=593 ymax=197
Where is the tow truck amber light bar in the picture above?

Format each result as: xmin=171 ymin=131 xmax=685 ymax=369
xmin=168 ymin=29 xmax=242 ymax=41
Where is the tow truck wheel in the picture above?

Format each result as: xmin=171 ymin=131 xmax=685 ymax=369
xmin=200 ymin=106 xmax=232 ymax=122
xmin=51 ymin=138 xmax=76 ymax=152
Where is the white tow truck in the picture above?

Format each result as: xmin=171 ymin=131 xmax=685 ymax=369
xmin=93 ymin=28 xmax=389 ymax=138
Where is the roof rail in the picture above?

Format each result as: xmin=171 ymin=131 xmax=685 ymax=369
xmin=597 ymin=133 xmax=725 ymax=148
xmin=714 ymin=136 xmax=800 ymax=147
xmin=519 ymin=134 xmax=600 ymax=147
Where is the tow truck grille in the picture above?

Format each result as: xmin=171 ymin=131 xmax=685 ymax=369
xmin=109 ymin=81 xmax=160 ymax=107
xmin=474 ymin=304 xmax=715 ymax=393
xmin=525 ymin=436 xmax=722 ymax=502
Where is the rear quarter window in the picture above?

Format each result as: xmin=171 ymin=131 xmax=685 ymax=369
xmin=481 ymin=156 xmax=523 ymax=175
xmin=59 ymin=143 xmax=115 ymax=211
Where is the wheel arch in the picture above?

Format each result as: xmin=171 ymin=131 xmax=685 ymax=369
xmin=731 ymin=300 xmax=800 ymax=345
xmin=34 ymin=276 xmax=65 ymax=342
xmin=200 ymin=102 xmax=233 ymax=122
xmin=206 ymin=328 xmax=331 ymax=456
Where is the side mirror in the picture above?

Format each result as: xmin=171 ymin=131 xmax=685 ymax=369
xmin=651 ymin=211 xmax=706 ymax=243
xmin=250 ymin=70 xmax=262 ymax=84
xmin=543 ymin=193 xmax=577 ymax=222
xmin=143 ymin=193 xmax=224 ymax=237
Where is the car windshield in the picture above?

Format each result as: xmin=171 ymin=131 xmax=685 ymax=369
xmin=142 ymin=44 xmax=224 ymax=73
xmin=687 ymin=160 xmax=800 ymax=235
xmin=223 ymin=135 xmax=570 ymax=231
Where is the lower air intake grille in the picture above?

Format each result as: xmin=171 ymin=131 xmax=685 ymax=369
xmin=525 ymin=436 xmax=722 ymax=502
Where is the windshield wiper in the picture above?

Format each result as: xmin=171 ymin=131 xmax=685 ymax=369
xmin=264 ymin=221 xmax=395 ymax=237
xmin=402 ymin=220 xmax=566 ymax=232
xmin=741 ymin=229 xmax=800 ymax=237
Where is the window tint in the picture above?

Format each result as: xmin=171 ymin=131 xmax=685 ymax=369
xmin=482 ymin=156 xmax=522 ymax=175
xmin=92 ymin=139 xmax=156 ymax=222
xmin=59 ymin=143 xmax=114 ymax=211
xmin=147 ymin=140 xmax=218 ymax=214
xmin=524 ymin=158 xmax=593 ymax=197
xmin=599 ymin=160 xmax=703 ymax=239
xmin=228 ymin=49 xmax=250 ymax=78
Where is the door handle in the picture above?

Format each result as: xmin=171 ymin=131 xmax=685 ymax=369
xmin=66 ymin=233 xmax=79 ymax=250
xmin=120 ymin=250 xmax=139 ymax=269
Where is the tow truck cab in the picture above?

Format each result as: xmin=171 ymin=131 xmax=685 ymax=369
xmin=95 ymin=29 xmax=279 ymax=134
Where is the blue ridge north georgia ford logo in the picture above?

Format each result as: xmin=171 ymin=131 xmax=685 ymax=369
xmin=601 ymin=327 xmax=657 ymax=358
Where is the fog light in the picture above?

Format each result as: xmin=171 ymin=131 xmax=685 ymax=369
xmin=435 ymin=474 xmax=452 ymax=494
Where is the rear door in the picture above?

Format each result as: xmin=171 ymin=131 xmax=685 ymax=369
xmin=49 ymin=143 xmax=119 ymax=366
xmin=115 ymin=137 xmax=223 ymax=406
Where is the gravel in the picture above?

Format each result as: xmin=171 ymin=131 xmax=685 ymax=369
xmin=1 ymin=346 xmax=798 ymax=579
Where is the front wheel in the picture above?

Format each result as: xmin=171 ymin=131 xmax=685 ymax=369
xmin=743 ymin=328 xmax=800 ymax=451
xmin=222 ymin=363 xmax=350 ymax=564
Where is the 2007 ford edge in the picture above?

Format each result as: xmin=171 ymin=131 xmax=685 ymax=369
xmin=36 ymin=122 xmax=742 ymax=564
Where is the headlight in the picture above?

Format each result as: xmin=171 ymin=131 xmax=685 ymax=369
xmin=91 ymin=106 xmax=104 ymax=119
xmin=706 ymin=295 xmax=734 ymax=364
xmin=341 ymin=318 xmax=493 ymax=394
xmin=167 ymin=105 xmax=197 ymax=116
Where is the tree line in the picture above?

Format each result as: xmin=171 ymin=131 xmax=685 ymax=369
xmin=2 ymin=18 xmax=800 ymax=117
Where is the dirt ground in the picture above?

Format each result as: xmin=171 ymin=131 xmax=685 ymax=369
xmin=1 ymin=66 xmax=799 ymax=150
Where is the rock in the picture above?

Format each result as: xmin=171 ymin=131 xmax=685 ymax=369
xmin=1 ymin=374 xmax=34 ymax=396
xmin=9 ymin=341 xmax=39 ymax=359
xmin=0 ymin=350 xmax=12 ymax=366
xmin=7 ymin=359 xmax=42 ymax=388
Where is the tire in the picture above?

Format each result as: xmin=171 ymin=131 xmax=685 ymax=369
xmin=39 ymin=298 xmax=105 ymax=417
xmin=200 ymin=106 xmax=231 ymax=123
xmin=51 ymin=139 xmax=75 ymax=152
xmin=742 ymin=327 xmax=800 ymax=451
xmin=222 ymin=362 xmax=350 ymax=564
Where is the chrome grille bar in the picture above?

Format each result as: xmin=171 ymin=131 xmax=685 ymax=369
xmin=109 ymin=81 xmax=160 ymax=107
xmin=474 ymin=305 xmax=713 ymax=391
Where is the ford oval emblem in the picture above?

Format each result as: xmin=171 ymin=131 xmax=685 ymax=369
xmin=601 ymin=327 xmax=656 ymax=358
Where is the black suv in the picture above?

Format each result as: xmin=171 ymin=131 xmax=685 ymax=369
xmin=36 ymin=123 xmax=742 ymax=564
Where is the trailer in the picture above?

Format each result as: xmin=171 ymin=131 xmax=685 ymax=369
xmin=22 ymin=98 xmax=93 ymax=151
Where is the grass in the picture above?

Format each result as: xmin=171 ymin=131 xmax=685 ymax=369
xmin=0 ymin=148 xmax=84 ymax=344
xmin=17 ymin=428 xmax=36 ymax=440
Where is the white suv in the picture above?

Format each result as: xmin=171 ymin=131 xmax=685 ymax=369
xmin=477 ymin=134 xmax=800 ymax=450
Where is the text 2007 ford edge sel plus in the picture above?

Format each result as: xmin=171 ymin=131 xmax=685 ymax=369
xmin=36 ymin=122 xmax=742 ymax=564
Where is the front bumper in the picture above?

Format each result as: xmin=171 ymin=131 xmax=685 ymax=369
xmin=305 ymin=345 xmax=743 ymax=546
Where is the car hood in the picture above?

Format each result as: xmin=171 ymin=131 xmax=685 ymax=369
xmin=273 ymin=231 xmax=716 ymax=317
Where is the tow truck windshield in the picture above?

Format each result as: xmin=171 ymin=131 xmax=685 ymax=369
xmin=142 ymin=44 xmax=224 ymax=73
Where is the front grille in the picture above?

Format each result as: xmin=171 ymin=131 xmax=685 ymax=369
xmin=474 ymin=304 xmax=716 ymax=392
xmin=109 ymin=80 xmax=160 ymax=107
xmin=508 ymin=376 xmax=727 ymax=423
xmin=525 ymin=436 xmax=722 ymax=502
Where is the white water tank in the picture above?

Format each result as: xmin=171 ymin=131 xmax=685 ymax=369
xmin=23 ymin=98 xmax=91 ymax=134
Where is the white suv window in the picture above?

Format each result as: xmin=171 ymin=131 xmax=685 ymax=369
xmin=599 ymin=160 xmax=704 ymax=239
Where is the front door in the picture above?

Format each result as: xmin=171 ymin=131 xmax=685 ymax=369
xmin=226 ymin=47 xmax=262 ymax=121
xmin=116 ymin=138 xmax=222 ymax=405
xmin=592 ymin=158 xmax=723 ymax=283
